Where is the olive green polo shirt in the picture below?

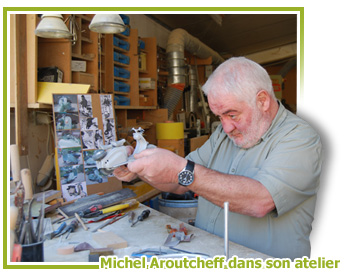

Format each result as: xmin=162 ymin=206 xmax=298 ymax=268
xmin=186 ymin=103 xmax=322 ymax=259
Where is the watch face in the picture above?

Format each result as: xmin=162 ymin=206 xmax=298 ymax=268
xmin=178 ymin=170 xmax=194 ymax=186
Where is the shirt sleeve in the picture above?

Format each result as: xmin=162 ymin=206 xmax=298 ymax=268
xmin=254 ymin=124 xmax=322 ymax=217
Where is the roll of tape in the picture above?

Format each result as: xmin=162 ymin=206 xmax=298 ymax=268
xmin=156 ymin=122 xmax=184 ymax=140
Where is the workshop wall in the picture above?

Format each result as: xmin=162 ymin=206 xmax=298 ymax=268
xmin=127 ymin=14 xmax=170 ymax=49
xmin=10 ymin=112 xmax=54 ymax=191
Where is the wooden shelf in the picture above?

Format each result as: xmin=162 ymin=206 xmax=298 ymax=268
xmin=114 ymin=61 xmax=129 ymax=68
xmin=114 ymin=76 xmax=129 ymax=82
xmin=114 ymin=91 xmax=130 ymax=96
xmin=113 ymin=45 xmax=128 ymax=53
xmin=114 ymin=33 xmax=128 ymax=40
xmin=71 ymin=53 xmax=95 ymax=61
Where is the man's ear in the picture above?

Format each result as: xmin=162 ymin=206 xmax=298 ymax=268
xmin=256 ymin=90 xmax=270 ymax=111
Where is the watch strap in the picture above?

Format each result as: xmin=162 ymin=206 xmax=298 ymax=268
xmin=185 ymin=160 xmax=195 ymax=172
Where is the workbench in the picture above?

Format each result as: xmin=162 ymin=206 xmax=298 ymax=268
xmin=43 ymin=204 xmax=271 ymax=263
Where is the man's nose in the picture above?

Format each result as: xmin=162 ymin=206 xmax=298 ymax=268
xmin=222 ymin=120 xmax=236 ymax=134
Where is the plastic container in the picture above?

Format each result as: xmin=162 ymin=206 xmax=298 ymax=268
xmin=121 ymin=27 xmax=130 ymax=36
xmin=158 ymin=192 xmax=198 ymax=224
xmin=120 ymin=14 xmax=130 ymax=25
xmin=138 ymin=39 xmax=146 ymax=50
xmin=113 ymin=36 xmax=130 ymax=51
xmin=114 ymin=66 xmax=130 ymax=79
xmin=114 ymin=81 xmax=130 ymax=92
xmin=21 ymin=241 xmax=44 ymax=262
xmin=114 ymin=95 xmax=130 ymax=106
xmin=113 ymin=52 xmax=130 ymax=65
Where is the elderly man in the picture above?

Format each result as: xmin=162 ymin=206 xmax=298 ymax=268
xmin=114 ymin=57 xmax=322 ymax=259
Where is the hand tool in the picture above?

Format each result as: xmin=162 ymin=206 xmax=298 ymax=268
xmin=45 ymin=222 xmax=67 ymax=240
xmin=87 ymin=212 xmax=121 ymax=223
xmin=91 ymin=213 xmax=127 ymax=232
xmin=55 ymin=219 xmax=78 ymax=239
xmin=74 ymin=213 xmax=88 ymax=230
xmin=65 ymin=220 xmax=79 ymax=239
xmin=131 ymin=209 xmax=150 ymax=227
xmin=36 ymin=193 xmax=45 ymax=241
xmin=128 ymin=211 xmax=135 ymax=225
xmin=83 ymin=199 xmax=137 ymax=218
xmin=78 ymin=204 xmax=103 ymax=217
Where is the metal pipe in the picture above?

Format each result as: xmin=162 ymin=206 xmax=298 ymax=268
xmin=224 ymin=201 xmax=229 ymax=260
xmin=166 ymin=28 xmax=224 ymax=86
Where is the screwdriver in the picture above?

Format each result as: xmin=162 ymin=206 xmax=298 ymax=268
xmin=131 ymin=210 xmax=150 ymax=227
xmin=65 ymin=219 xmax=79 ymax=239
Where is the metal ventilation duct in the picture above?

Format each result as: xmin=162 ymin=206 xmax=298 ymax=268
xmin=166 ymin=28 xmax=224 ymax=86
xmin=164 ymin=28 xmax=224 ymax=120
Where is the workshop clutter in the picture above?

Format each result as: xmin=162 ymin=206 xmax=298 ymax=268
xmin=10 ymin=185 xmax=140 ymax=262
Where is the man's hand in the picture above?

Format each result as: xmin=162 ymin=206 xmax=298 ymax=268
xmin=127 ymin=148 xmax=187 ymax=192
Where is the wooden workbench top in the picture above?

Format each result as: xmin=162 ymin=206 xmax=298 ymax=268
xmin=43 ymin=204 xmax=271 ymax=263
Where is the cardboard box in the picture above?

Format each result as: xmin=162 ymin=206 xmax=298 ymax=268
xmin=139 ymin=77 xmax=155 ymax=90
xmin=72 ymin=72 xmax=94 ymax=89
xmin=71 ymin=61 xmax=87 ymax=72
xmin=158 ymin=139 xmax=185 ymax=157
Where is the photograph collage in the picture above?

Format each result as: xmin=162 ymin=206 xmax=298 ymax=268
xmin=53 ymin=94 xmax=116 ymax=201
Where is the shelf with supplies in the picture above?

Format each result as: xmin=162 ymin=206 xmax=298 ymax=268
xmin=10 ymin=14 xmax=100 ymax=108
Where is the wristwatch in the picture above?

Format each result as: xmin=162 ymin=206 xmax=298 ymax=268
xmin=178 ymin=160 xmax=195 ymax=186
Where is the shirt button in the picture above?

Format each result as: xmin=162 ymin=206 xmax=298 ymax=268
xmin=231 ymin=168 xmax=236 ymax=173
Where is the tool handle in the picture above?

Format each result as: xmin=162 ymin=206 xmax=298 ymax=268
xmin=75 ymin=213 xmax=88 ymax=230
xmin=101 ymin=199 xmax=137 ymax=214
xmin=10 ymin=144 xmax=21 ymax=183
xmin=55 ymin=222 xmax=67 ymax=234
xmin=21 ymin=169 xmax=33 ymax=200
xmin=138 ymin=209 xmax=150 ymax=221
xmin=67 ymin=219 xmax=79 ymax=232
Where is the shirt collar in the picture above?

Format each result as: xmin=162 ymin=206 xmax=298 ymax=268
xmin=260 ymin=101 xmax=287 ymax=142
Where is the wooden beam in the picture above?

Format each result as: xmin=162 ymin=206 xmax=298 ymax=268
xmin=15 ymin=14 xmax=29 ymax=156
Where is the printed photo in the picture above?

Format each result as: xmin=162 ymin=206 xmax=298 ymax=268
xmin=53 ymin=94 xmax=78 ymax=113
xmin=56 ymin=130 xmax=81 ymax=148
xmin=101 ymin=94 xmax=114 ymax=119
xmin=80 ymin=117 xmax=98 ymax=130
xmin=61 ymin=181 xmax=87 ymax=202
xmin=59 ymin=164 xmax=85 ymax=185
xmin=78 ymin=94 xmax=93 ymax=117
xmin=57 ymin=147 xmax=82 ymax=166
xmin=55 ymin=112 xmax=80 ymax=130
xmin=85 ymin=166 xmax=108 ymax=184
